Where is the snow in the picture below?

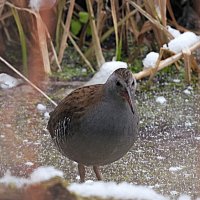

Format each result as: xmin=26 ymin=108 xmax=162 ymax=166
xmin=37 ymin=103 xmax=46 ymax=112
xmin=142 ymin=52 xmax=159 ymax=69
xmin=183 ymin=89 xmax=191 ymax=95
xmin=30 ymin=166 xmax=63 ymax=183
xmin=0 ymin=166 xmax=63 ymax=187
xmin=0 ymin=73 xmax=23 ymax=89
xmin=172 ymin=79 xmax=181 ymax=83
xmin=167 ymin=26 xmax=181 ymax=38
xmin=169 ymin=166 xmax=184 ymax=172
xmin=25 ymin=161 xmax=34 ymax=166
xmin=29 ymin=0 xmax=56 ymax=11
xmin=68 ymin=181 xmax=168 ymax=200
xmin=167 ymin=32 xmax=200 ymax=53
xmin=85 ymin=61 xmax=127 ymax=85
xmin=178 ymin=194 xmax=191 ymax=200
xmin=142 ymin=28 xmax=200 ymax=69
xmin=44 ymin=111 xmax=50 ymax=119
xmin=155 ymin=96 xmax=167 ymax=104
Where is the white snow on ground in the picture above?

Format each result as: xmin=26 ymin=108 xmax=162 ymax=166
xmin=29 ymin=0 xmax=56 ymax=11
xmin=85 ymin=61 xmax=127 ymax=85
xmin=167 ymin=32 xmax=200 ymax=53
xmin=44 ymin=111 xmax=50 ymax=119
xmin=68 ymin=181 xmax=168 ymax=200
xmin=36 ymin=103 xmax=46 ymax=112
xmin=29 ymin=0 xmax=41 ymax=10
xmin=25 ymin=161 xmax=34 ymax=166
xmin=0 ymin=166 xmax=199 ymax=199
xmin=169 ymin=166 xmax=184 ymax=172
xmin=0 ymin=73 xmax=23 ymax=89
xmin=155 ymin=96 xmax=167 ymax=104
xmin=142 ymin=52 xmax=159 ymax=69
xmin=183 ymin=89 xmax=191 ymax=95
xmin=178 ymin=194 xmax=192 ymax=200
xmin=167 ymin=26 xmax=181 ymax=38
xmin=0 ymin=166 xmax=63 ymax=187
xmin=30 ymin=166 xmax=63 ymax=183
xmin=142 ymin=27 xmax=200 ymax=69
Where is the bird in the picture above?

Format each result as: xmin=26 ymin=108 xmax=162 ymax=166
xmin=47 ymin=68 xmax=139 ymax=182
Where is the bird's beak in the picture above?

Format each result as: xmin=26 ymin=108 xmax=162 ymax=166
xmin=121 ymin=89 xmax=135 ymax=115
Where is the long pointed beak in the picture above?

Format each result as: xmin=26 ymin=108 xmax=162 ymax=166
xmin=122 ymin=89 xmax=135 ymax=115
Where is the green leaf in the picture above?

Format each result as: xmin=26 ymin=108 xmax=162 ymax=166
xmin=70 ymin=19 xmax=81 ymax=35
xmin=86 ymin=26 xmax=92 ymax=36
xmin=79 ymin=11 xmax=89 ymax=24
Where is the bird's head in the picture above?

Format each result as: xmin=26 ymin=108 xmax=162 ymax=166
xmin=105 ymin=68 xmax=137 ymax=114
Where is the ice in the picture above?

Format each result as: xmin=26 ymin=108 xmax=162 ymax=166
xmin=167 ymin=32 xmax=200 ymax=53
xmin=0 ymin=73 xmax=23 ymax=89
xmin=85 ymin=61 xmax=127 ymax=85
xmin=68 ymin=181 xmax=168 ymax=200
xmin=142 ymin=52 xmax=159 ymax=69
xmin=155 ymin=96 xmax=167 ymax=104
xmin=37 ymin=103 xmax=46 ymax=112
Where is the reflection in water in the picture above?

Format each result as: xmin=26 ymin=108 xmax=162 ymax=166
xmin=0 ymin=84 xmax=200 ymax=198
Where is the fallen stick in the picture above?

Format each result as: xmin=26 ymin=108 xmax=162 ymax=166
xmin=133 ymin=40 xmax=200 ymax=80
xmin=0 ymin=56 xmax=58 ymax=107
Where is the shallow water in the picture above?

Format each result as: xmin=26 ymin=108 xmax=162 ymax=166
xmin=0 ymin=82 xmax=199 ymax=199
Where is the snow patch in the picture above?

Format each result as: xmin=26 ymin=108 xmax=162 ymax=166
xmin=85 ymin=61 xmax=127 ymax=85
xmin=167 ymin=26 xmax=181 ymax=38
xmin=172 ymin=79 xmax=181 ymax=83
xmin=30 ymin=166 xmax=63 ymax=183
xmin=37 ymin=103 xmax=46 ymax=112
xmin=44 ymin=111 xmax=50 ymax=119
xmin=29 ymin=0 xmax=56 ymax=11
xmin=68 ymin=181 xmax=168 ymax=200
xmin=25 ymin=162 xmax=34 ymax=166
xmin=167 ymin=32 xmax=200 ymax=53
xmin=183 ymin=89 xmax=191 ymax=95
xmin=142 ymin=52 xmax=159 ymax=69
xmin=0 ymin=166 xmax=63 ymax=187
xmin=178 ymin=194 xmax=191 ymax=200
xmin=0 ymin=73 xmax=23 ymax=89
xmin=155 ymin=96 xmax=167 ymax=104
xmin=169 ymin=166 xmax=184 ymax=172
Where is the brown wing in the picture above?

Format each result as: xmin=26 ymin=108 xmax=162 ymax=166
xmin=47 ymin=84 xmax=103 ymax=140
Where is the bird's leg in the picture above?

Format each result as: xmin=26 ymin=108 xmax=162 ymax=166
xmin=78 ymin=163 xmax=86 ymax=183
xmin=93 ymin=165 xmax=103 ymax=180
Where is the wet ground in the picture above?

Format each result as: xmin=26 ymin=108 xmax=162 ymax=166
xmin=0 ymin=80 xmax=199 ymax=199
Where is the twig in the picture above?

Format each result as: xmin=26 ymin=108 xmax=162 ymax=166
xmin=110 ymin=0 xmax=119 ymax=60
xmin=0 ymin=57 xmax=58 ymax=107
xmin=148 ymin=47 xmax=164 ymax=81
xmin=68 ymin=33 xmax=95 ymax=72
xmin=129 ymin=0 xmax=173 ymax=40
xmin=86 ymin=0 xmax=105 ymax=68
xmin=58 ymin=0 xmax=75 ymax=63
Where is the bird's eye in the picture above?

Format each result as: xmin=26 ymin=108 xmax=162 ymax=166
xmin=116 ymin=81 xmax=122 ymax=87
xmin=132 ymin=80 xmax=135 ymax=86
